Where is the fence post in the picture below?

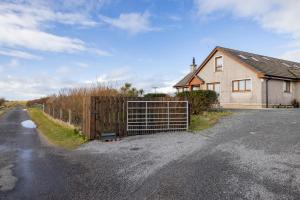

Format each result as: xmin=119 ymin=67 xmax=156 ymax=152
xmin=60 ymin=108 xmax=63 ymax=120
xmin=68 ymin=109 xmax=72 ymax=124
xmin=167 ymin=101 xmax=170 ymax=129
xmin=52 ymin=106 xmax=55 ymax=118
xmin=43 ymin=104 xmax=45 ymax=112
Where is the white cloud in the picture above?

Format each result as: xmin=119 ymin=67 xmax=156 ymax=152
xmin=0 ymin=2 xmax=93 ymax=53
xmin=100 ymin=12 xmax=158 ymax=34
xmin=93 ymin=49 xmax=113 ymax=56
xmin=85 ymin=67 xmax=132 ymax=84
xmin=194 ymin=0 xmax=300 ymax=61
xmin=0 ymin=49 xmax=42 ymax=60
xmin=0 ymin=74 xmax=80 ymax=100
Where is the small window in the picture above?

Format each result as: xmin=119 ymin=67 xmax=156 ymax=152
xmin=238 ymin=55 xmax=248 ymax=59
xmin=282 ymin=63 xmax=290 ymax=67
xmin=207 ymin=83 xmax=214 ymax=91
xmin=284 ymin=81 xmax=291 ymax=93
xmin=232 ymin=79 xmax=251 ymax=92
xmin=293 ymin=64 xmax=300 ymax=68
xmin=215 ymin=56 xmax=223 ymax=72
xmin=262 ymin=57 xmax=270 ymax=60
xmin=251 ymin=57 xmax=259 ymax=61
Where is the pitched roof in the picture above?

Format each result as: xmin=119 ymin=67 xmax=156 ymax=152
xmin=174 ymin=46 xmax=300 ymax=88
xmin=174 ymin=71 xmax=195 ymax=87
xmin=217 ymin=46 xmax=300 ymax=79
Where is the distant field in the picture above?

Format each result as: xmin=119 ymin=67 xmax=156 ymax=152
xmin=0 ymin=101 xmax=27 ymax=117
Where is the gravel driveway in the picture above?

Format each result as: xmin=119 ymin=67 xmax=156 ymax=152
xmin=1 ymin=108 xmax=300 ymax=199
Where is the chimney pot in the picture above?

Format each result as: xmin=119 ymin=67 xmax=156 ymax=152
xmin=190 ymin=57 xmax=197 ymax=72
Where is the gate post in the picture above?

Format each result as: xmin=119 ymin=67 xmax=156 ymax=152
xmin=82 ymin=96 xmax=97 ymax=140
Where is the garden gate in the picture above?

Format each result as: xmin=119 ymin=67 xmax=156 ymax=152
xmin=127 ymin=101 xmax=189 ymax=135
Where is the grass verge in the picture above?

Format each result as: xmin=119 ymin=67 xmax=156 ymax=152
xmin=189 ymin=111 xmax=232 ymax=132
xmin=28 ymin=108 xmax=86 ymax=150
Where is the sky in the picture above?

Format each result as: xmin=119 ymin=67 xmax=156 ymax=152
xmin=1 ymin=0 xmax=300 ymax=100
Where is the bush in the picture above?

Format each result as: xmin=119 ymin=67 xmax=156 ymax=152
xmin=26 ymin=97 xmax=49 ymax=107
xmin=176 ymin=90 xmax=218 ymax=114
xmin=144 ymin=93 xmax=168 ymax=98
xmin=291 ymin=99 xmax=299 ymax=108
xmin=0 ymin=98 xmax=5 ymax=107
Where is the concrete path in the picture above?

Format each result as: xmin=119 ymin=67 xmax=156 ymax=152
xmin=0 ymin=107 xmax=300 ymax=199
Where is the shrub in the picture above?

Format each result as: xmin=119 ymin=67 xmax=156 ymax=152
xmin=26 ymin=97 xmax=49 ymax=107
xmin=0 ymin=98 xmax=5 ymax=107
xmin=176 ymin=90 xmax=218 ymax=114
xmin=291 ymin=99 xmax=299 ymax=108
xmin=144 ymin=93 xmax=168 ymax=98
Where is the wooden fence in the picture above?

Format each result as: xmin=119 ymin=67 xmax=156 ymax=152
xmin=44 ymin=96 xmax=189 ymax=140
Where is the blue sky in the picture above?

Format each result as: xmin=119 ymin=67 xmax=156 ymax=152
xmin=0 ymin=0 xmax=300 ymax=100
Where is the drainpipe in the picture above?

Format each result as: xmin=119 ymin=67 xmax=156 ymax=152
xmin=266 ymin=79 xmax=269 ymax=108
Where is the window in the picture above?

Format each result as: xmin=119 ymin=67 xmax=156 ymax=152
xmin=282 ymin=63 xmax=290 ymax=67
xmin=232 ymin=79 xmax=251 ymax=92
xmin=262 ymin=57 xmax=270 ymax=60
xmin=207 ymin=82 xmax=220 ymax=95
xmin=192 ymin=85 xmax=200 ymax=91
xmin=238 ymin=55 xmax=248 ymax=59
xmin=215 ymin=56 xmax=223 ymax=72
xmin=284 ymin=81 xmax=291 ymax=93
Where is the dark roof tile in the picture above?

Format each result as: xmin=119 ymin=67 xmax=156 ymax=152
xmin=218 ymin=46 xmax=300 ymax=79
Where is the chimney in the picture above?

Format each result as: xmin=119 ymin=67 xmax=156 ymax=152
xmin=190 ymin=57 xmax=197 ymax=72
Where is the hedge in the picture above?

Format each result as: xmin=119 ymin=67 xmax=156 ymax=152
xmin=144 ymin=93 xmax=168 ymax=98
xmin=176 ymin=90 xmax=218 ymax=114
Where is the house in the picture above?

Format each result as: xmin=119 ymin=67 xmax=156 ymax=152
xmin=174 ymin=46 xmax=300 ymax=108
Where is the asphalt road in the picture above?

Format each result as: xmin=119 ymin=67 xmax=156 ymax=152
xmin=0 ymin=107 xmax=300 ymax=200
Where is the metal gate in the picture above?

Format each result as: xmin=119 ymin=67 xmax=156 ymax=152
xmin=127 ymin=101 xmax=189 ymax=134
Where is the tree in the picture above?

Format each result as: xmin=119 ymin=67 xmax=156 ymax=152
xmin=120 ymin=83 xmax=142 ymax=97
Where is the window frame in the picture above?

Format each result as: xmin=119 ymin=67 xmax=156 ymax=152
xmin=284 ymin=81 xmax=291 ymax=93
xmin=232 ymin=79 xmax=252 ymax=93
xmin=215 ymin=56 xmax=223 ymax=72
xmin=207 ymin=82 xmax=221 ymax=94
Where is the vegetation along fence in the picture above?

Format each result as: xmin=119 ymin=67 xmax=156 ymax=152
xmin=44 ymin=96 xmax=190 ymax=140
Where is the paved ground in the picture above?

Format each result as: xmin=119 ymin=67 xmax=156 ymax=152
xmin=0 ymin=107 xmax=300 ymax=200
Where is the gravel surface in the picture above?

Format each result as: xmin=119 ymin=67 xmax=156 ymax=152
xmin=79 ymin=132 xmax=207 ymax=181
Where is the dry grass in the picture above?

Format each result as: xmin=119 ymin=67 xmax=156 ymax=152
xmin=0 ymin=101 xmax=27 ymax=117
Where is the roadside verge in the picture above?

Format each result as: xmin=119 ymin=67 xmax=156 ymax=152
xmin=28 ymin=108 xmax=86 ymax=150
xmin=189 ymin=111 xmax=232 ymax=132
